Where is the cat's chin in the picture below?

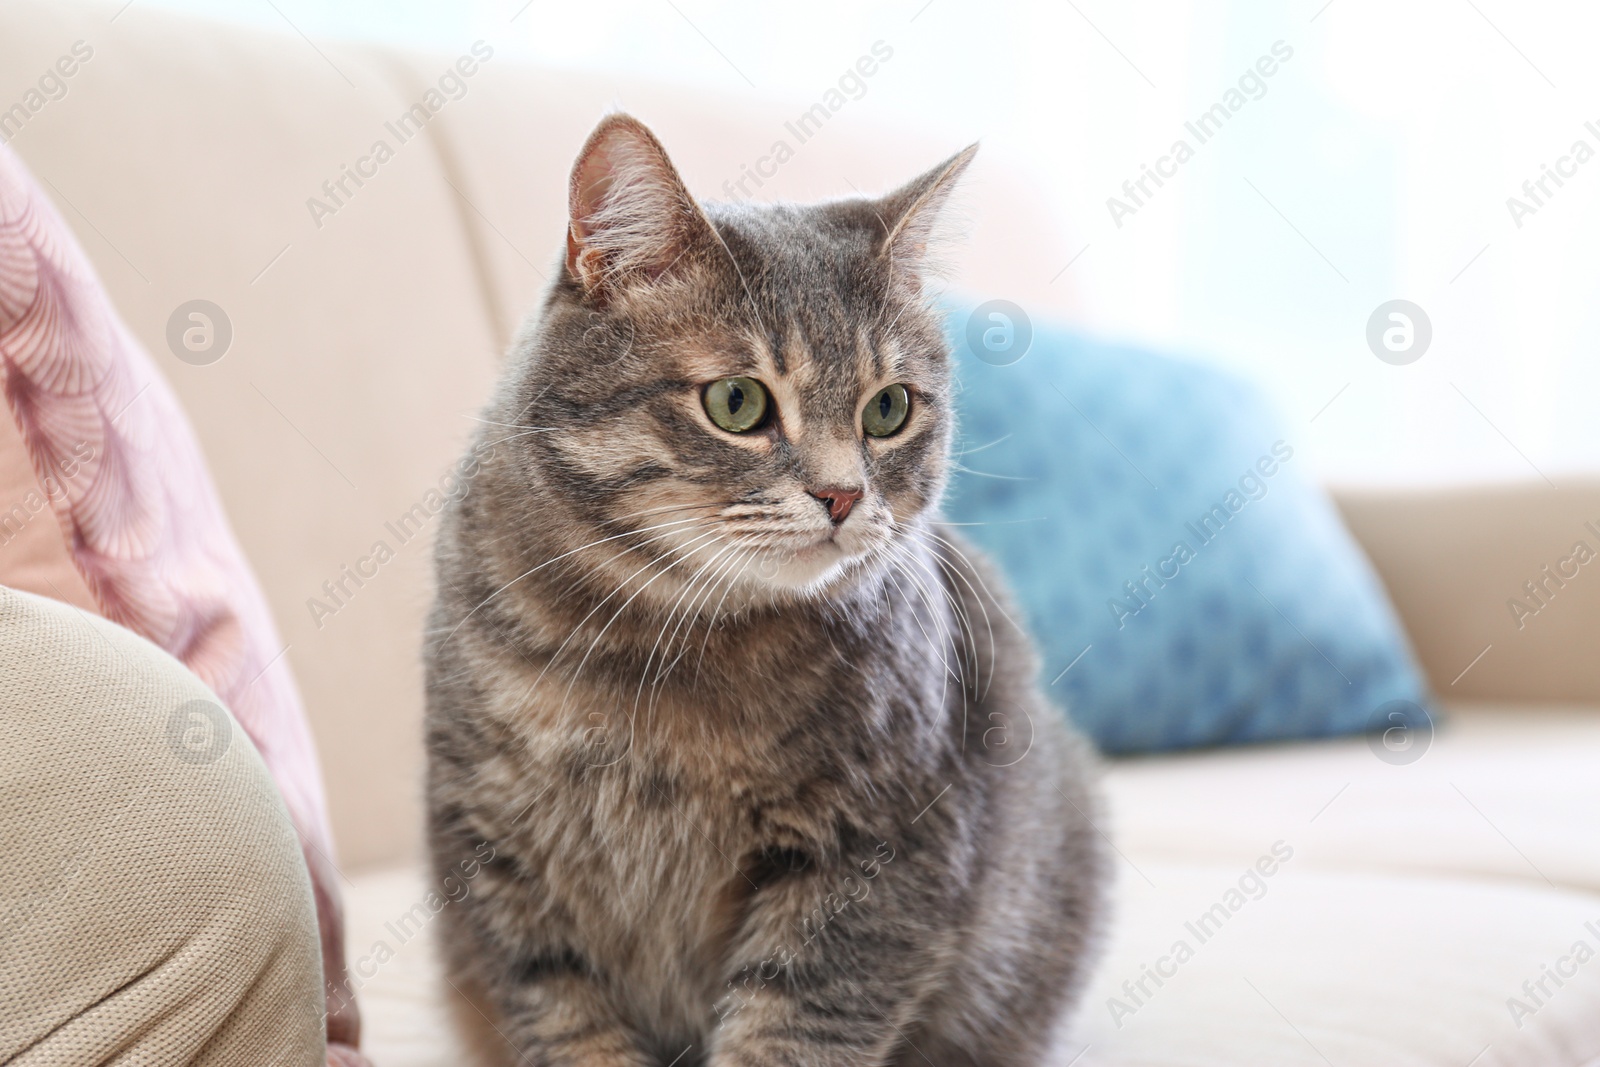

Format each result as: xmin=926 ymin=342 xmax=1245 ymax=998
xmin=754 ymin=539 xmax=850 ymax=591
xmin=738 ymin=538 xmax=877 ymax=603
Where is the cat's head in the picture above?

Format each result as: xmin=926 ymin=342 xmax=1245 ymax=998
xmin=504 ymin=113 xmax=974 ymax=607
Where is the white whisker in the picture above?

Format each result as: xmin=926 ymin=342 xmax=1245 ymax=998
xmin=692 ymin=545 xmax=760 ymax=683
xmin=631 ymin=536 xmax=740 ymax=721
xmin=952 ymin=433 xmax=1011 ymax=458
xmin=442 ymin=513 xmax=722 ymax=645
xmin=556 ymin=530 xmax=730 ymax=719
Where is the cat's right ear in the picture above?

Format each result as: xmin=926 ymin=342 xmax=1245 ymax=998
xmin=566 ymin=114 xmax=715 ymax=300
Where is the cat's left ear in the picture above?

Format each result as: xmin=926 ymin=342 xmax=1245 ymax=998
xmin=875 ymin=144 xmax=978 ymax=287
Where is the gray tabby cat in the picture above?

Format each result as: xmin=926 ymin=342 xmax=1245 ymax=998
xmin=424 ymin=113 xmax=1107 ymax=1067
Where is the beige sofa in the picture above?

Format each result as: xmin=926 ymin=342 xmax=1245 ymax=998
xmin=6 ymin=3 xmax=1599 ymax=1063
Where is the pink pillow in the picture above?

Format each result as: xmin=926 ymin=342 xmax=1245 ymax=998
xmin=0 ymin=143 xmax=362 ymax=1059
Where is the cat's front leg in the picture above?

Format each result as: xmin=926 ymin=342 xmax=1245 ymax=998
xmin=706 ymin=843 xmax=954 ymax=1067
xmin=489 ymin=970 xmax=654 ymax=1067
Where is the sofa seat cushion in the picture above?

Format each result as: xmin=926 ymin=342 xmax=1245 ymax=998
xmin=1106 ymin=702 xmax=1600 ymax=894
xmin=1077 ymin=862 xmax=1600 ymax=1065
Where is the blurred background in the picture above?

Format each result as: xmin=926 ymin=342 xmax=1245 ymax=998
xmin=9 ymin=4 xmax=1600 ymax=1059
xmin=119 ymin=0 xmax=1600 ymax=487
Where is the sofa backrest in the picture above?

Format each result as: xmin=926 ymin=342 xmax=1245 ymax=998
xmin=1334 ymin=482 xmax=1600 ymax=705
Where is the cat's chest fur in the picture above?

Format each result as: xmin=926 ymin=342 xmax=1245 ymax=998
xmin=459 ymin=642 xmax=913 ymax=1034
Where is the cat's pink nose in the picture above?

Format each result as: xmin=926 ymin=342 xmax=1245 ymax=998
xmin=808 ymin=487 xmax=863 ymax=525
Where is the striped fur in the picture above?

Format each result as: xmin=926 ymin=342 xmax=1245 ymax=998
xmin=425 ymin=114 xmax=1107 ymax=1067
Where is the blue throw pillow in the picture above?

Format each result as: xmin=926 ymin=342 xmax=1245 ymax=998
xmin=941 ymin=311 xmax=1432 ymax=753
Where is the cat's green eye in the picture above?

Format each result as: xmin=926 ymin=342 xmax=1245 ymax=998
xmin=862 ymin=384 xmax=911 ymax=437
xmin=703 ymin=376 xmax=770 ymax=433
